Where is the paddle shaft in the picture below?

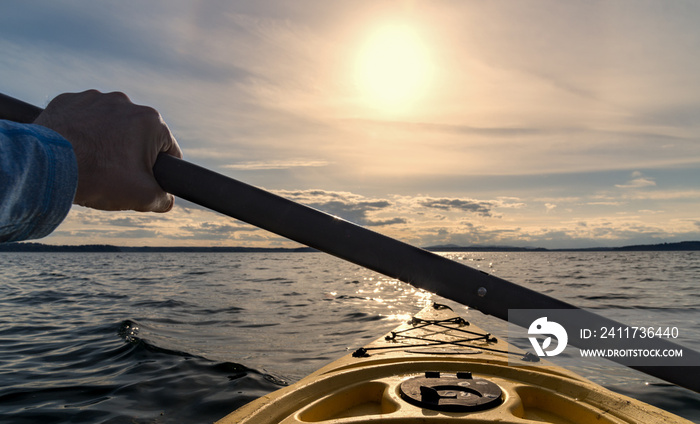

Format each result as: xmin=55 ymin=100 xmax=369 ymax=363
xmin=2 ymin=92 xmax=699 ymax=392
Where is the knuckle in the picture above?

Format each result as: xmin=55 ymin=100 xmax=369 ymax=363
xmin=138 ymin=105 xmax=161 ymax=119
xmin=74 ymin=89 xmax=103 ymax=103
xmin=106 ymin=91 xmax=131 ymax=102
xmin=81 ymin=89 xmax=102 ymax=96
xmin=128 ymin=104 xmax=162 ymax=125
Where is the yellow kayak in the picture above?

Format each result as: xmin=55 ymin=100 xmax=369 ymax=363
xmin=217 ymin=302 xmax=691 ymax=423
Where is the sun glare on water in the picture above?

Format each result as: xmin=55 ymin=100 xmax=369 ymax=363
xmin=355 ymin=24 xmax=433 ymax=114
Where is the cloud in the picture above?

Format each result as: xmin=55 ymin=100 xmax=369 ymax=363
xmin=50 ymin=228 xmax=160 ymax=240
xmin=105 ymin=229 xmax=161 ymax=239
xmin=42 ymin=182 xmax=700 ymax=249
xmin=365 ymin=217 xmax=408 ymax=227
xmin=621 ymin=189 xmax=700 ymax=201
xmin=224 ymin=159 xmax=331 ymax=170
xmin=168 ymin=222 xmax=249 ymax=241
xmin=271 ymin=189 xmax=405 ymax=227
xmin=419 ymin=198 xmax=492 ymax=217
xmin=493 ymin=197 xmax=526 ymax=209
xmin=344 ymin=118 xmax=547 ymax=137
xmin=417 ymin=222 xmax=523 ymax=247
xmin=615 ymin=171 xmax=656 ymax=189
xmin=105 ymin=217 xmax=157 ymax=228
xmin=308 ymin=200 xmax=392 ymax=225
xmin=275 ymin=189 xmax=368 ymax=206
xmin=587 ymin=201 xmax=626 ymax=206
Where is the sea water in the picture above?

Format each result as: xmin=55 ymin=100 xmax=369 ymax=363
xmin=1 ymin=251 xmax=699 ymax=423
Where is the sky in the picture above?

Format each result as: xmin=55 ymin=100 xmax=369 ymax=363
xmin=2 ymin=0 xmax=699 ymax=249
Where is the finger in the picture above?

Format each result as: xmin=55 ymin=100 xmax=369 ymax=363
xmin=131 ymin=180 xmax=175 ymax=213
xmin=151 ymin=124 xmax=181 ymax=212
xmin=164 ymin=134 xmax=183 ymax=159
xmin=149 ymin=192 xmax=175 ymax=213
xmin=140 ymin=107 xmax=183 ymax=160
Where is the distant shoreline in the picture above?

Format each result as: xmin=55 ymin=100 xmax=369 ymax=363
xmin=424 ymin=240 xmax=700 ymax=252
xmin=1 ymin=241 xmax=699 ymax=253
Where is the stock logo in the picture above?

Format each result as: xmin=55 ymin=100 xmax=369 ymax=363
xmin=528 ymin=317 xmax=568 ymax=357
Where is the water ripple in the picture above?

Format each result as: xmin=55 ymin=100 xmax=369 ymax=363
xmin=1 ymin=251 xmax=699 ymax=423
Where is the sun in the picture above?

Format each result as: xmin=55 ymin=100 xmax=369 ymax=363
xmin=355 ymin=24 xmax=432 ymax=113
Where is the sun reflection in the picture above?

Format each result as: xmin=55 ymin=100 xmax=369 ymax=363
xmin=383 ymin=312 xmax=413 ymax=322
xmin=346 ymin=270 xmax=436 ymax=324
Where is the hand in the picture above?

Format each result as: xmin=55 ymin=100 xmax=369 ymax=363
xmin=34 ymin=90 xmax=183 ymax=212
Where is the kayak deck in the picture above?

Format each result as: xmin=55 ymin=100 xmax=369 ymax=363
xmin=217 ymin=302 xmax=691 ymax=423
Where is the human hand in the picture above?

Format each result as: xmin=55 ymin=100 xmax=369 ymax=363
xmin=34 ymin=90 xmax=183 ymax=212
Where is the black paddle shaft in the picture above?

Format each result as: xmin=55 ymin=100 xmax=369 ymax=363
xmin=153 ymin=154 xmax=571 ymax=318
xmin=2 ymin=92 xmax=699 ymax=393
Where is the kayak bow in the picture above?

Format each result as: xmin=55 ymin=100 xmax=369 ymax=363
xmin=217 ymin=303 xmax=692 ymax=423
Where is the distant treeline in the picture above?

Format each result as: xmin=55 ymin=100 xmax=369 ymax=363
xmin=595 ymin=241 xmax=700 ymax=251
xmin=0 ymin=242 xmax=316 ymax=253
xmin=1 ymin=241 xmax=699 ymax=253
xmin=425 ymin=241 xmax=700 ymax=252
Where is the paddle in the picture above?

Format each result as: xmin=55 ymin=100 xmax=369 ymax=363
xmin=2 ymin=92 xmax=699 ymax=393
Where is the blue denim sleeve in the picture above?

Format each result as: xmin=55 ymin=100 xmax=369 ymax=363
xmin=0 ymin=120 xmax=78 ymax=242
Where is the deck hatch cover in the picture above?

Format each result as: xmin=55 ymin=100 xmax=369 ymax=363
xmin=399 ymin=372 xmax=503 ymax=412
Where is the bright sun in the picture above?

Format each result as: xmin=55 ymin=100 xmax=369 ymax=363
xmin=355 ymin=24 xmax=432 ymax=113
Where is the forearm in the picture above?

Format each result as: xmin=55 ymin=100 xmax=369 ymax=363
xmin=0 ymin=120 xmax=78 ymax=242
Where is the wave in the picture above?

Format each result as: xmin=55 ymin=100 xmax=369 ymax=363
xmin=131 ymin=299 xmax=198 ymax=309
xmin=1 ymin=319 xmax=288 ymax=423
